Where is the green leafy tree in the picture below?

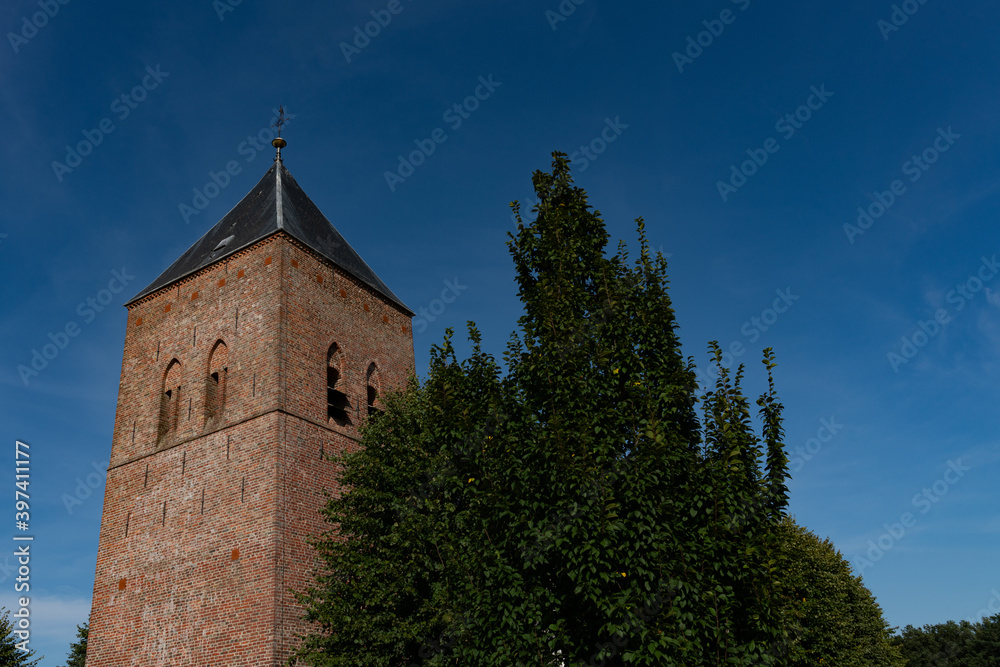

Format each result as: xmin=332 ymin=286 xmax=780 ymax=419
xmin=295 ymin=152 xmax=791 ymax=666
xmin=63 ymin=621 xmax=87 ymax=667
xmin=772 ymin=518 xmax=904 ymax=665
xmin=0 ymin=607 xmax=40 ymax=667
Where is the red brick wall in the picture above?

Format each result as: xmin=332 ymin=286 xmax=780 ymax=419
xmin=87 ymin=233 xmax=414 ymax=666
xmin=277 ymin=238 xmax=413 ymax=427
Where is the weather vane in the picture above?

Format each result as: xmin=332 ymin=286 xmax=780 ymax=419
xmin=273 ymin=105 xmax=288 ymax=138
xmin=272 ymin=105 xmax=288 ymax=160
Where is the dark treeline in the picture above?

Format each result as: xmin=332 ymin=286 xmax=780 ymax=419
xmin=892 ymin=615 xmax=1000 ymax=666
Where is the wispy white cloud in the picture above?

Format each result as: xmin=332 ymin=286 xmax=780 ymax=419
xmin=986 ymin=288 xmax=1000 ymax=309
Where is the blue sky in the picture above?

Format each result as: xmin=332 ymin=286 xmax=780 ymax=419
xmin=2 ymin=0 xmax=999 ymax=663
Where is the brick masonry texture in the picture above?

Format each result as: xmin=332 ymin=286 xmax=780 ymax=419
xmin=86 ymin=232 xmax=415 ymax=666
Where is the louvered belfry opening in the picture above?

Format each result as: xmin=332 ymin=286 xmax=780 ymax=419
xmin=327 ymin=344 xmax=350 ymax=424
xmin=366 ymin=362 xmax=382 ymax=419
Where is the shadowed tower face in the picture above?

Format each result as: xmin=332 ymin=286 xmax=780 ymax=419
xmin=86 ymin=144 xmax=414 ymax=666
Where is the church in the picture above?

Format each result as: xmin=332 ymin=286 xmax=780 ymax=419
xmin=85 ymin=137 xmax=415 ymax=666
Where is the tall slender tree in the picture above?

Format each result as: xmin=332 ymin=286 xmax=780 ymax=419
xmin=296 ymin=152 xmax=791 ymax=666
xmin=62 ymin=621 xmax=87 ymax=667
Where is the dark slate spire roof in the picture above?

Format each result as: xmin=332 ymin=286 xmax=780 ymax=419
xmin=129 ymin=158 xmax=410 ymax=312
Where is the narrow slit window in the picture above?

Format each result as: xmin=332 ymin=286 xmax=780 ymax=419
xmin=159 ymin=360 xmax=182 ymax=443
xmin=206 ymin=340 xmax=228 ymax=423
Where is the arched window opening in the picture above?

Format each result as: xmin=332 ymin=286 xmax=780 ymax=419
xmin=206 ymin=340 xmax=228 ymax=423
xmin=366 ymin=363 xmax=382 ymax=419
xmin=159 ymin=360 xmax=182 ymax=442
xmin=327 ymin=344 xmax=350 ymax=424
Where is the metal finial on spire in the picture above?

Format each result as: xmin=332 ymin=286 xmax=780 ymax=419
xmin=272 ymin=105 xmax=288 ymax=161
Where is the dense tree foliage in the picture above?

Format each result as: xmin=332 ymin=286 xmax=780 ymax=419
xmin=295 ymin=153 xmax=792 ymax=665
xmin=0 ymin=608 xmax=40 ymax=667
xmin=892 ymin=615 xmax=1000 ymax=666
xmin=62 ymin=621 xmax=87 ymax=667
xmin=772 ymin=518 xmax=904 ymax=665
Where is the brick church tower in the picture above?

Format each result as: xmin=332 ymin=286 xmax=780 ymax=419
xmin=85 ymin=140 xmax=414 ymax=666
